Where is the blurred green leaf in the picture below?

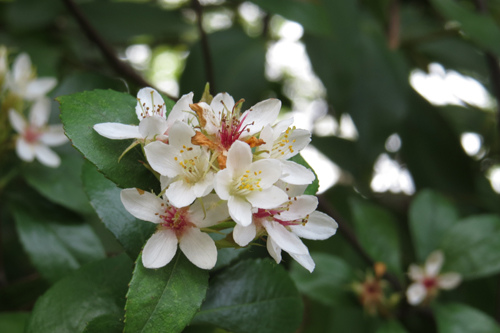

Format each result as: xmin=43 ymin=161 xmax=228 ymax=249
xmin=289 ymin=252 xmax=354 ymax=306
xmin=59 ymin=89 xmax=170 ymax=190
xmin=350 ymin=198 xmax=402 ymax=275
xmin=26 ymin=254 xmax=132 ymax=333
xmin=0 ymin=312 xmax=30 ymax=333
xmin=192 ymin=259 xmax=303 ymax=333
xmin=441 ymin=215 xmax=500 ymax=280
xmin=180 ymin=28 xmax=268 ymax=107
xmin=430 ymin=0 xmax=500 ymax=56
xmin=22 ymin=148 xmax=93 ymax=215
xmin=5 ymin=0 xmax=63 ymax=32
xmin=11 ymin=196 xmax=105 ymax=283
xmin=375 ymin=320 xmax=409 ymax=333
xmin=433 ymin=302 xmax=500 ymax=333
xmin=409 ymin=189 xmax=459 ymax=261
xmin=124 ymin=253 xmax=209 ymax=333
xmin=82 ymin=160 xmax=155 ymax=259
xmin=83 ymin=314 xmax=123 ymax=333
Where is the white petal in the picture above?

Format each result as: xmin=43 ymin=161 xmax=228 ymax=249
xmin=249 ymin=159 xmax=282 ymax=188
xmin=285 ymin=129 xmax=311 ymax=157
xmin=192 ymin=171 xmax=215 ymax=198
xmin=279 ymin=195 xmax=317 ymax=221
xmin=408 ymin=264 xmax=425 ymax=281
xmin=226 ymin=140 xmax=252 ymax=176
xmin=246 ymin=186 xmax=288 ymax=209
xmin=142 ymin=229 xmax=178 ymax=269
xmin=228 ymin=195 xmax=253 ymax=226
xmin=93 ymin=123 xmax=141 ymax=139
xmin=214 ymin=169 xmax=232 ymax=200
xmin=289 ymin=211 xmax=338 ymax=240
xmin=136 ymin=87 xmax=166 ymax=120
xmin=166 ymin=92 xmax=195 ymax=127
xmin=144 ymin=141 xmax=181 ymax=177
xmin=438 ymin=273 xmax=461 ymax=290
xmin=257 ymin=125 xmax=273 ymax=155
xmin=273 ymin=118 xmax=295 ymax=136
xmin=280 ymin=160 xmax=315 ymax=185
xmin=34 ymin=145 xmax=60 ymax=167
xmin=39 ymin=125 xmax=68 ymax=146
xmin=289 ymin=252 xmax=315 ymax=273
xmin=120 ymin=188 xmax=164 ymax=223
xmin=425 ymin=250 xmax=444 ymax=277
xmin=233 ymin=223 xmax=256 ymax=247
xmin=210 ymin=92 xmax=235 ymax=116
xmin=160 ymin=175 xmax=175 ymax=191
xmin=16 ymin=138 xmax=35 ymax=162
xmin=267 ymin=237 xmax=282 ymax=264
xmin=189 ymin=193 xmax=229 ymax=228
xmin=406 ymin=283 xmax=426 ymax=305
xmin=263 ymin=220 xmax=309 ymax=255
xmin=197 ymin=102 xmax=220 ymax=135
xmin=12 ymin=53 xmax=31 ymax=86
xmin=138 ymin=116 xmax=169 ymax=139
xmin=165 ymin=180 xmax=196 ymax=208
xmin=8 ymin=109 xmax=26 ymax=134
xmin=166 ymin=121 xmax=195 ymax=148
xmin=25 ymin=78 xmax=57 ymax=100
xmin=29 ymin=98 xmax=51 ymax=128
xmin=241 ymin=98 xmax=281 ymax=137
xmin=179 ymin=227 xmax=217 ymax=270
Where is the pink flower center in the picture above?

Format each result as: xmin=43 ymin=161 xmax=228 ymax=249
xmin=159 ymin=205 xmax=193 ymax=236
xmin=23 ymin=126 xmax=41 ymax=144
xmin=253 ymin=205 xmax=309 ymax=227
xmin=423 ymin=277 xmax=437 ymax=290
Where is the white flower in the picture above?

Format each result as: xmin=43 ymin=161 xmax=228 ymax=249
xmin=144 ymin=121 xmax=215 ymax=208
xmin=121 ymin=190 xmax=228 ymax=270
xmin=6 ymin=53 xmax=57 ymax=100
xmin=214 ymin=140 xmax=288 ymax=227
xmin=93 ymin=88 xmax=195 ymax=142
xmin=406 ymin=250 xmax=461 ymax=305
xmin=8 ymin=98 xmax=68 ymax=167
xmin=257 ymin=120 xmax=314 ymax=185
xmin=233 ymin=189 xmax=338 ymax=272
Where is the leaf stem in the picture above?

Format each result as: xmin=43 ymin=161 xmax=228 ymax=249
xmin=192 ymin=0 xmax=216 ymax=92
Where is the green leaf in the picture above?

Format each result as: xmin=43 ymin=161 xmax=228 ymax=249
xmin=192 ymin=259 xmax=303 ymax=333
xmin=22 ymin=148 xmax=93 ymax=215
xmin=0 ymin=313 xmax=30 ymax=333
xmin=290 ymin=153 xmax=319 ymax=195
xmin=289 ymin=252 xmax=354 ymax=306
xmin=434 ymin=303 xmax=500 ymax=333
xmin=124 ymin=253 xmax=209 ymax=333
xmin=409 ymin=189 xmax=459 ymax=261
xmin=440 ymin=215 xmax=500 ymax=279
xmin=59 ymin=89 xmax=170 ymax=190
xmin=82 ymin=160 xmax=155 ymax=259
xmin=10 ymin=195 xmax=105 ymax=283
xmin=83 ymin=314 xmax=124 ymax=333
xmin=430 ymin=0 xmax=500 ymax=56
xmin=376 ymin=320 xmax=409 ymax=333
xmin=26 ymin=254 xmax=133 ymax=333
xmin=350 ymin=198 xmax=402 ymax=275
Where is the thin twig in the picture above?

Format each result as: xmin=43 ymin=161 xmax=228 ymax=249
xmin=318 ymin=194 xmax=403 ymax=292
xmin=61 ymin=0 xmax=177 ymax=101
xmin=387 ymin=0 xmax=400 ymax=50
xmin=192 ymin=0 xmax=216 ymax=92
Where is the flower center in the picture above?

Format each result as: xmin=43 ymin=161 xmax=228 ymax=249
xmin=23 ymin=125 xmax=41 ymax=143
xmin=137 ymin=91 xmax=165 ymax=118
xmin=174 ymin=146 xmax=205 ymax=183
xmin=423 ymin=277 xmax=437 ymax=290
xmin=271 ymin=127 xmax=297 ymax=158
xmin=158 ymin=205 xmax=193 ymax=236
xmin=234 ymin=169 xmax=263 ymax=195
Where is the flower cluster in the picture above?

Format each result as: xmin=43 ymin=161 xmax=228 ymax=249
xmin=1 ymin=48 xmax=67 ymax=167
xmin=95 ymin=87 xmax=338 ymax=271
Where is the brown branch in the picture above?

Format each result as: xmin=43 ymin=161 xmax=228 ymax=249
xmin=192 ymin=0 xmax=216 ymax=93
xmin=387 ymin=0 xmax=400 ymax=50
xmin=318 ymin=194 xmax=403 ymax=292
xmin=62 ymin=0 xmax=177 ymax=101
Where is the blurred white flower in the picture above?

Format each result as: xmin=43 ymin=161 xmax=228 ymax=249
xmin=406 ymin=250 xmax=461 ymax=305
xmin=8 ymin=98 xmax=67 ymax=167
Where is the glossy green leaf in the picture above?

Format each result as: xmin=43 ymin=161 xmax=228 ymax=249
xmin=10 ymin=195 xmax=105 ymax=283
xmin=289 ymin=252 xmax=354 ymax=306
xmin=0 ymin=312 xmax=30 ymax=333
xmin=58 ymin=89 xmax=170 ymax=190
xmin=192 ymin=259 xmax=303 ymax=333
xmin=82 ymin=160 xmax=155 ymax=259
xmin=409 ymin=189 xmax=459 ymax=261
xmin=434 ymin=303 xmax=500 ymax=333
xmin=124 ymin=253 xmax=209 ymax=333
xmin=376 ymin=320 xmax=409 ymax=333
xmin=290 ymin=153 xmax=319 ymax=195
xmin=441 ymin=215 xmax=500 ymax=279
xmin=26 ymin=254 xmax=132 ymax=333
xmin=430 ymin=0 xmax=500 ymax=56
xmin=22 ymin=148 xmax=93 ymax=215
xmin=350 ymin=198 xmax=402 ymax=275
